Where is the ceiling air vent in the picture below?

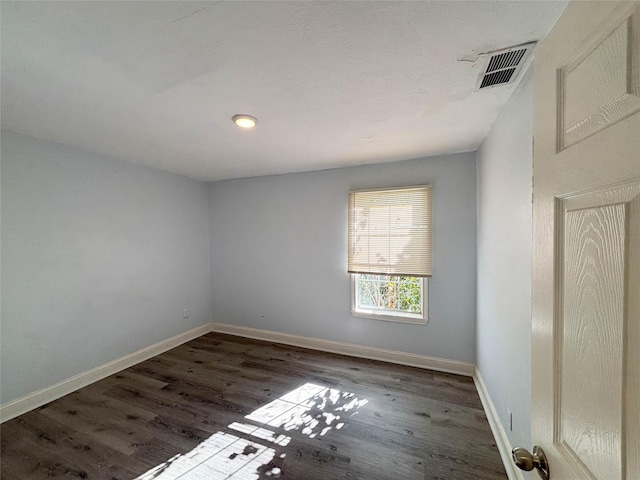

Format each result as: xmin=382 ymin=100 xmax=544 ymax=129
xmin=477 ymin=42 xmax=535 ymax=90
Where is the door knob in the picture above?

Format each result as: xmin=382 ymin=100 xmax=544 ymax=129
xmin=512 ymin=445 xmax=550 ymax=480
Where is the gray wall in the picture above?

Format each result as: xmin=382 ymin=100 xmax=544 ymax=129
xmin=476 ymin=68 xmax=533 ymax=448
xmin=209 ymin=153 xmax=477 ymax=363
xmin=0 ymin=131 xmax=212 ymax=404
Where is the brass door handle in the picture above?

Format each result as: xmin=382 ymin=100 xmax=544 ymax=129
xmin=512 ymin=445 xmax=550 ymax=480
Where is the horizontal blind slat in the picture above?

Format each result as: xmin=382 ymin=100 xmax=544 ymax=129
xmin=347 ymin=186 xmax=432 ymax=277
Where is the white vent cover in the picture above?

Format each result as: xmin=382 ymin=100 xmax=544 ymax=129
xmin=477 ymin=42 xmax=536 ymax=89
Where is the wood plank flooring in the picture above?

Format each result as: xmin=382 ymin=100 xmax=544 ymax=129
xmin=0 ymin=332 xmax=507 ymax=480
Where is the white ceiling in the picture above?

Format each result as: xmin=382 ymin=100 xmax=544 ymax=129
xmin=1 ymin=1 xmax=567 ymax=182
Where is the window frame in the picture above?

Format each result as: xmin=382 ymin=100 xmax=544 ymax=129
xmin=351 ymin=273 xmax=428 ymax=325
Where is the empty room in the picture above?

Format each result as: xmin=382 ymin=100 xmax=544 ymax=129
xmin=1 ymin=1 xmax=639 ymax=479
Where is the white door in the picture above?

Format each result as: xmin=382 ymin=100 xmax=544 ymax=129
xmin=530 ymin=1 xmax=640 ymax=479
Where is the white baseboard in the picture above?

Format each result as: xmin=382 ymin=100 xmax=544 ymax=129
xmin=210 ymin=322 xmax=475 ymax=377
xmin=0 ymin=323 xmax=212 ymax=423
xmin=473 ymin=369 xmax=524 ymax=480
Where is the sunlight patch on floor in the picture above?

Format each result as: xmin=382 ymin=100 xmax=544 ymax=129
xmin=135 ymin=382 xmax=368 ymax=479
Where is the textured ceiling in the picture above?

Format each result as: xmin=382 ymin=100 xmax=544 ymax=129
xmin=1 ymin=1 xmax=567 ymax=181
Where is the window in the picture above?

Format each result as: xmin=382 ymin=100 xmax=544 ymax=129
xmin=347 ymin=186 xmax=432 ymax=323
xmin=352 ymin=274 xmax=426 ymax=322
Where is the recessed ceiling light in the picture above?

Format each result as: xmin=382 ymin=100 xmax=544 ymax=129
xmin=232 ymin=114 xmax=257 ymax=129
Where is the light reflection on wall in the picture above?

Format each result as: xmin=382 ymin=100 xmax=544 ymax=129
xmin=136 ymin=383 xmax=368 ymax=479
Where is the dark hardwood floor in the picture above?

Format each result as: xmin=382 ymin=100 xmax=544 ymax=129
xmin=0 ymin=332 xmax=507 ymax=480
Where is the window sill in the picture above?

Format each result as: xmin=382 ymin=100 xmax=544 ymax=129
xmin=351 ymin=309 xmax=428 ymax=325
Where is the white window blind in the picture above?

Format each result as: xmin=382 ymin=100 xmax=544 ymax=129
xmin=348 ymin=186 xmax=432 ymax=277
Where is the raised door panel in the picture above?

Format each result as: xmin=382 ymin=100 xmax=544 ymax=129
xmin=557 ymin=185 xmax=640 ymax=479
xmin=561 ymin=9 xmax=640 ymax=149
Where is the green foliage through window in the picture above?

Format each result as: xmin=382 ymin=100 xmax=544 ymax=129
xmin=356 ymin=274 xmax=422 ymax=314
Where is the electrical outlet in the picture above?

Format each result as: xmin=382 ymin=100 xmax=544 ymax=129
xmin=508 ymin=408 xmax=513 ymax=431
xmin=183 ymin=309 xmax=189 ymax=318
